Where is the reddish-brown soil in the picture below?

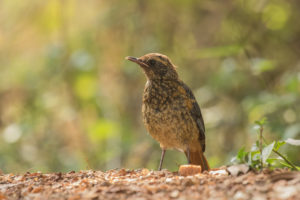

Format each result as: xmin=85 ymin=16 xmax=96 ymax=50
xmin=0 ymin=167 xmax=300 ymax=200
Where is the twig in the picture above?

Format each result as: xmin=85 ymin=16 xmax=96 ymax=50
xmin=262 ymin=137 xmax=299 ymax=171
xmin=272 ymin=149 xmax=299 ymax=171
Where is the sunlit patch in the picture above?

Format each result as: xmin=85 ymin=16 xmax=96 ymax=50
xmin=74 ymin=74 xmax=97 ymax=100
xmin=283 ymin=109 xmax=296 ymax=123
xmin=250 ymin=58 xmax=275 ymax=75
xmin=263 ymin=2 xmax=290 ymax=30
xmin=2 ymin=123 xmax=22 ymax=143
xmin=20 ymin=144 xmax=37 ymax=162
xmin=87 ymin=119 xmax=119 ymax=143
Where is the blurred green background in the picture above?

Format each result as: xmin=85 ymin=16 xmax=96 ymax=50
xmin=0 ymin=0 xmax=299 ymax=173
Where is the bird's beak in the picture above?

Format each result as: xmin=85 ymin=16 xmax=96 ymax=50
xmin=126 ymin=56 xmax=149 ymax=68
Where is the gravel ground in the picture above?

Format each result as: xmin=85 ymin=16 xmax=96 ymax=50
xmin=1 ymin=166 xmax=300 ymax=200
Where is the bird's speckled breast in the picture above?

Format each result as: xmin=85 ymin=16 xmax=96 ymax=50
xmin=142 ymin=80 xmax=199 ymax=150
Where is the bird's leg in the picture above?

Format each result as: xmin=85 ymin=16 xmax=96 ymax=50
xmin=158 ymin=149 xmax=166 ymax=171
xmin=186 ymin=146 xmax=191 ymax=164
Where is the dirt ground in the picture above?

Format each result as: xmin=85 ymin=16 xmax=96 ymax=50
xmin=1 ymin=166 xmax=300 ymax=200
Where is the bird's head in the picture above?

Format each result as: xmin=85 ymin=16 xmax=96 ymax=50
xmin=126 ymin=53 xmax=178 ymax=80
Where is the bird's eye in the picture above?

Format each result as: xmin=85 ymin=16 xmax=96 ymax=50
xmin=148 ymin=59 xmax=156 ymax=66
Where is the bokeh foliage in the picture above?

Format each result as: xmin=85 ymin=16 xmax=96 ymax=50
xmin=0 ymin=0 xmax=299 ymax=173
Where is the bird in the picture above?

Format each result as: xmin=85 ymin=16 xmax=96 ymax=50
xmin=126 ymin=53 xmax=209 ymax=171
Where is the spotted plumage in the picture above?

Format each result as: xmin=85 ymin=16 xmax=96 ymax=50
xmin=126 ymin=53 xmax=209 ymax=171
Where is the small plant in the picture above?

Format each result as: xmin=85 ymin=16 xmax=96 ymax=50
xmin=231 ymin=117 xmax=300 ymax=171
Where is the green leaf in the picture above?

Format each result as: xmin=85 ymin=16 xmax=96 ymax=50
xmin=285 ymin=138 xmax=300 ymax=146
xmin=266 ymin=158 xmax=278 ymax=165
xmin=250 ymin=142 xmax=259 ymax=151
xmin=231 ymin=147 xmax=248 ymax=164
xmin=247 ymin=151 xmax=252 ymax=166
xmin=254 ymin=117 xmax=268 ymax=126
xmin=274 ymin=141 xmax=286 ymax=151
xmin=251 ymin=150 xmax=260 ymax=161
xmin=262 ymin=141 xmax=275 ymax=163
xmin=237 ymin=147 xmax=247 ymax=160
xmin=279 ymin=161 xmax=300 ymax=170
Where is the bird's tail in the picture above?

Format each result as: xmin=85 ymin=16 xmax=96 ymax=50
xmin=185 ymin=149 xmax=210 ymax=171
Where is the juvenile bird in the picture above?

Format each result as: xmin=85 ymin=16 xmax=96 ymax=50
xmin=126 ymin=53 xmax=209 ymax=171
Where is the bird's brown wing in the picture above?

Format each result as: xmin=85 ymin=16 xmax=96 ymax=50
xmin=180 ymin=81 xmax=206 ymax=152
